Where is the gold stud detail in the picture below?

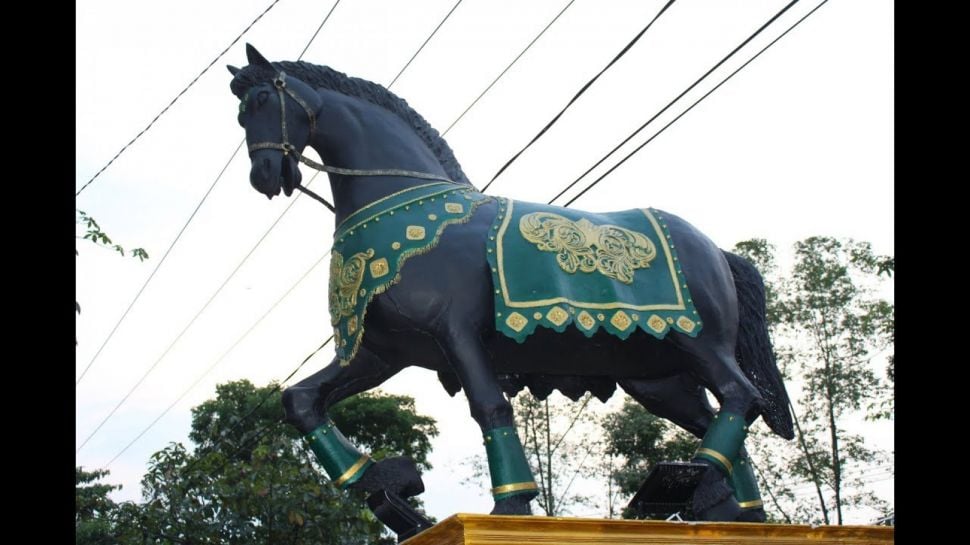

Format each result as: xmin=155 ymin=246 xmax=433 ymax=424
xmin=610 ymin=311 xmax=632 ymax=331
xmin=597 ymin=313 xmax=605 ymax=321
xmin=505 ymin=312 xmax=528 ymax=332
xmin=676 ymin=316 xmax=696 ymax=333
xmin=666 ymin=317 xmax=674 ymax=324
xmin=391 ymin=242 xmax=401 ymax=250
xmin=445 ymin=202 xmax=464 ymax=214
xmin=347 ymin=316 xmax=358 ymax=335
xmin=647 ymin=315 xmax=666 ymax=333
xmin=577 ymin=311 xmax=596 ymax=330
xmin=533 ymin=312 xmax=543 ymax=320
xmin=406 ymin=225 xmax=426 ymax=240
xmin=369 ymin=258 xmax=390 ymax=279
xmin=428 ymin=213 xmax=438 ymax=221
xmin=546 ymin=306 xmax=569 ymax=327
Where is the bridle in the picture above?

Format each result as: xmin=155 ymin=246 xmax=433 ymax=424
xmin=245 ymin=72 xmax=455 ymax=211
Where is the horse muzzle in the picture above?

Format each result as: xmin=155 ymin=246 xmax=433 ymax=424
xmin=249 ymin=150 xmax=301 ymax=199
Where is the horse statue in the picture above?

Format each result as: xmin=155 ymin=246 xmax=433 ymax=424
xmin=228 ymin=44 xmax=793 ymax=532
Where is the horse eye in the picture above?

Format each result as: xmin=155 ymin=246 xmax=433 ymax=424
xmin=257 ymin=91 xmax=269 ymax=107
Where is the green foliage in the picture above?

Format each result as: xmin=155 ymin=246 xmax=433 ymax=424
xmin=331 ymin=391 xmax=438 ymax=470
xmin=602 ymin=399 xmax=697 ymax=498
xmin=76 ymin=380 xmax=436 ymax=544
xmin=512 ymin=392 xmax=602 ymax=516
xmin=732 ymin=237 xmax=894 ymax=525
xmin=76 ymin=467 xmax=121 ymax=544
xmin=75 ymin=209 xmax=149 ymax=344
xmin=600 ymin=399 xmax=698 ymax=518
xmin=76 ymin=209 xmax=149 ymax=262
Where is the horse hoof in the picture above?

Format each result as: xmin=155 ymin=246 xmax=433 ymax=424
xmin=691 ymin=465 xmax=740 ymax=521
xmin=348 ymin=456 xmax=425 ymax=499
xmin=490 ymin=493 xmax=534 ymax=515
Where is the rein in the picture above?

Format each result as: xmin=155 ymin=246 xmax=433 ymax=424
xmin=246 ymin=72 xmax=455 ymax=212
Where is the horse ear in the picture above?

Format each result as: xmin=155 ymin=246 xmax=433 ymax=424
xmin=246 ymin=43 xmax=273 ymax=69
xmin=227 ymin=65 xmax=241 ymax=76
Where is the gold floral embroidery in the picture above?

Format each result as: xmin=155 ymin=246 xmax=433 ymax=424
xmin=328 ymin=249 xmax=375 ymax=325
xmin=518 ymin=212 xmax=656 ymax=284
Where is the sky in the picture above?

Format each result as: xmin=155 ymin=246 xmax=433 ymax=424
xmin=76 ymin=0 xmax=893 ymax=522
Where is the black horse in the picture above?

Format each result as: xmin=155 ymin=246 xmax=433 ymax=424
xmin=229 ymin=45 xmax=793 ymax=525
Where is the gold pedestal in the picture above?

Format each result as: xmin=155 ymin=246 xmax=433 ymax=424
xmin=402 ymin=514 xmax=894 ymax=545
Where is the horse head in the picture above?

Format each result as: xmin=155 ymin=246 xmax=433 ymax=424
xmin=229 ymin=44 xmax=322 ymax=199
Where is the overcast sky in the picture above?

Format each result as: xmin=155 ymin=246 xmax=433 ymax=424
xmin=76 ymin=0 xmax=893 ymax=522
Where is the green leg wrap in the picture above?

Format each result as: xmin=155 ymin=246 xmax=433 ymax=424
xmin=694 ymin=411 xmax=747 ymax=477
xmin=484 ymin=426 xmax=538 ymax=501
xmin=731 ymin=453 xmax=763 ymax=509
xmin=305 ymin=419 xmax=373 ymax=489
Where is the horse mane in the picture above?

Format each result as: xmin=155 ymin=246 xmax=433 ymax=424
xmin=230 ymin=60 xmax=473 ymax=187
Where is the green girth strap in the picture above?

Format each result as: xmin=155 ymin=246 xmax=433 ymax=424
xmin=305 ymin=420 xmax=373 ymax=489
xmin=731 ymin=453 xmax=763 ymax=509
xmin=694 ymin=411 xmax=747 ymax=476
xmin=483 ymin=426 xmax=538 ymax=500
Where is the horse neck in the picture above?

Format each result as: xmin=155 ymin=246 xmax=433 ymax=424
xmin=308 ymin=90 xmax=458 ymax=227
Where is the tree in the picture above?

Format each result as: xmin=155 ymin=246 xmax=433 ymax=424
xmin=733 ymin=238 xmax=894 ymax=525
xmin=511 ymin=392 xmax=603 ymax=516
xmin=83 ymin=380 xmax=437 ymax=544
xmin=600 ymin=399 xmax=698 ymax=518
xmin=76 ymin=467 xmax=121 ymax=544
xmin=462 ymin=391 xmax=605 ymax=517
xmin=75 ymin=209 xmax=149 ymax=345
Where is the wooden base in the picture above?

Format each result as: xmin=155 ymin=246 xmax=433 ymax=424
xmin=401 ymin=514 xmax=894 ymax=545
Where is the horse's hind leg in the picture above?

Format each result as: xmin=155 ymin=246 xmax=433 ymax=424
xmin=672 ymin=337 xmax=765 ymax=521
xmin=619 ymin=374 xmax=715 ymax=439
xmin=620 ymin=374 xmax=767 ymax=521
xmin=282 ymin=346 xmax=422 ymax=498
xmin=436 ymin=329 xmax=538 ymax=515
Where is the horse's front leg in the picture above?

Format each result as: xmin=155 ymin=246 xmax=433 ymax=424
xmin=437 ymin=327 xmax=538 ymax=515
xmin=282 ymin=346 xmax=422 ymax=498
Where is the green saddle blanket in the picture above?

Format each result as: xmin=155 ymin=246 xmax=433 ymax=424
xmin=486 ymin=198 xmax=702 ymax=342
xmin=329 ymin=182 xmax=490 ymax=364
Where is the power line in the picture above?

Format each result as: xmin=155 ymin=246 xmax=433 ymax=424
xmin=440 ymin=0 xmax=578 ymax=137
xmin=298 ymin=0 xmax=342 ymax=60
xmin=76 ymin=139 xmax=244 ymax=386
xmin=77 ymin=2 xmax=342 ymax=386
xmin=536 ymin=0 xmax=818 ymax=478
xmin=76 ymin=0 xmax=283 ymax=197
xmin=479 ymin=0 xmax=678 ymax=193
xmin=387 ymin=0 xmax=465 ymax=90
xmin=104 ymin=248 xmax=332 ymax=468
xmin=178 ymin=336 xmax=333 ymax=477
xmin=555 ymin=0 xmax=801 ymax=206
xmin=77 ymin=175 xmax=319 ymax=454
xmin=562 ymin=0 xmax=822 ymax=207
xmin=87 ymin=1 xmax=460 ymax=457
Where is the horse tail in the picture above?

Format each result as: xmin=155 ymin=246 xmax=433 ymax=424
xmin=722 ymin=251 xmax=795 ymax=440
